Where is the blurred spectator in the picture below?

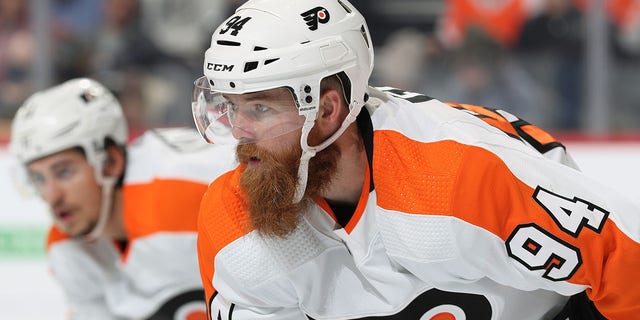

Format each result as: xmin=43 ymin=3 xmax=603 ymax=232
xmin=4 ymin=0 xmax=639 ymax=135
xmin=437 ymin=0 xmax=536 ymax=49
xmin=87 ymin=0 xmax=232 ymax=129
xmin=136 ymin=0 xmax=230 ymax=127
xmin=52 ymin=0 xmax=102 ymax=39
xmin=372 ymin=28 xmax=430 ymax=90
xmin=441 ymin=28 xmax=552 ymax=126
xmin=595 ymin=0 xmax=640 ymax=128
xmin=582 ymin=0 xmax=640 ymax=58
xmin=139 ymin=0 xmax=226 ymax=63
xmin=88 ymin=0 xmax=194 ymax=131
xmin=50 ymin=0 xmax=102 ymax=81
xmin=0 ymin=0 xmax=33 ymax=140
xmin=424 ymin=0 xmax=553 ymax=126
xmin=90 ymin=0 xmax=163 ymax=75
xmin=81 ymin=0 xmax=158 ymax=132
xmin=516 ymin=0 xmax=585 ymax=129
xmin=349 ymin=0 xmax=442 ymax=47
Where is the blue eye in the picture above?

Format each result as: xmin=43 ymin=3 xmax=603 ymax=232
xmin=28 ymin=172 xmax=45 ymax=186
xmin=255 ymin=104 xmax=269 ymax=112
xmin=54 ymin=167 xmax=76 ymax=180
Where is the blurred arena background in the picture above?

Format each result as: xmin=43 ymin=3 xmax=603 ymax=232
xmin=1 ymin=0 xmax=639 ymax=318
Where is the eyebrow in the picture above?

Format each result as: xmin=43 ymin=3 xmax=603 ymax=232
xmin=38 ymin=159 xmax=76 ymax=175
xmin=226 ymin=89 xmax=291 ymax=104
xmin=245 ymin=92 xmax=279 ymax=101
xmin=52 ymin=159 xmax=75 ymax=169
xmin=27 ymin=159 xmax=73 ymax=179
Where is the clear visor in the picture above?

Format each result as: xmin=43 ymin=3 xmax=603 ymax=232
xmin=192 ymin=76 xmax=306 ymax=145
xmin=8 ymin=157 xmax=38 ymax=199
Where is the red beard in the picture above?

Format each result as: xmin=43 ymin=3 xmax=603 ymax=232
xmin=237 ymin=141 xmax=339 ymax=238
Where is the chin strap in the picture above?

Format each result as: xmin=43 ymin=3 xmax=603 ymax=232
xmin=84 ymin=176 xmax=117 ymax=241
xmin=292 ymin=148 xmax=316 ymax=203
xmin=292 ymin=104 xmax=360 ymax=203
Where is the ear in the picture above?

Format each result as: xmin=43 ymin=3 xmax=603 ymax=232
xmin=316 ymin=88 xmax=345 ymax=134
xmin=103 ymin=144 xmax=126 ymax=179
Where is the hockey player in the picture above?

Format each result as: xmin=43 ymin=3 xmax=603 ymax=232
xmin=10 ymin=78 xmax=237 ymax=319
xmin=191 ymin=0 xmax=640 ymax=319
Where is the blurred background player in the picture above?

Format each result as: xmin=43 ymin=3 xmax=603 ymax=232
xmin=192 ymin=0 xmax=640 ymax=319
xmin=10 ymin=78 xmax=236 ymax=319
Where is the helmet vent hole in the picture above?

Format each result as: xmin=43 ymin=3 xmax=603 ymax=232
xmin=80 ymin=91 xmax=98 ymax=103
xmin=337 ymin=0 xmax=351 ymax=13
xmin=230 ymin=82 xmax=236 ymax=88
xmin=217 ymin=40 xmax=241 ymax=46
xmin=54 ymin=121 xmax=81 ymax=138
xmin=209 ymin=80 xmax=215 ymax=86
xmin=360 ymin=25 xmax=370 ymax=48
xmin=305 ymin=96 xmax=313 ymax=103
xmin=253 ymin=46 xmax=267 ymax=51
xmin=244 ymin=61 xmax=259 ymax=72
xmin=264 ymin=58 xmax=280 ymax=65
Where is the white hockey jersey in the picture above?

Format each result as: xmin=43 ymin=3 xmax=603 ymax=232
xmin=47 ymin=127 xmax=237 ymax=319
xmin=197 ymin=87 xmax=640 ymax=319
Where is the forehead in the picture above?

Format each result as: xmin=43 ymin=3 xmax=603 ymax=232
xmin=225 ymin=87 xmax=294 ymax=104
xmin=26 ymin=148 xmax=86 ymax=171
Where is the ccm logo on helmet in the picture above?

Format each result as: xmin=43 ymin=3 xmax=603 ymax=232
xmin=207 ymin=63 xmax=234 ymax=72
xmin=301 ymin=7 xmax=330 ymax=31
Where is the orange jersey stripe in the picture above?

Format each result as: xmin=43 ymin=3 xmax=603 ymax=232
xmin=446 ymin=102 xmax=519 ymax=138
xmin=520 ymin=124 xmax=557 ymax=146
xmin=444 ymin=102 xmax=563 ymax=153
xmin=123 ymin=179 xmax=209 ymax=240
xmin=373 ymin=130 xmax=640 ymax=319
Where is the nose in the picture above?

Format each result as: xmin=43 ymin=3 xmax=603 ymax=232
xmin=39 ymin=180 xmax=64 ymax=207
xmin=230 ymin=112 xmax=256 ymax=141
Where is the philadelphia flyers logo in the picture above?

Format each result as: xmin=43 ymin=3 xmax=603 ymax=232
xmin=301 ymin=7 xmax=330 ymax=31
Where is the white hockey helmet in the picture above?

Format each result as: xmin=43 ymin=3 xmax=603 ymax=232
xmin=10 ymin=78 xmax=128 ymax=182
xmin=192 ymin=0 xmax=374 ymax=145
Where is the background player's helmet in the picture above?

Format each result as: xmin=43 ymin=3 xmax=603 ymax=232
xmin=10 ymin=78 xmax=128 ymax=182
xmin=193 ymin=0 xmax=374 ymax=145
